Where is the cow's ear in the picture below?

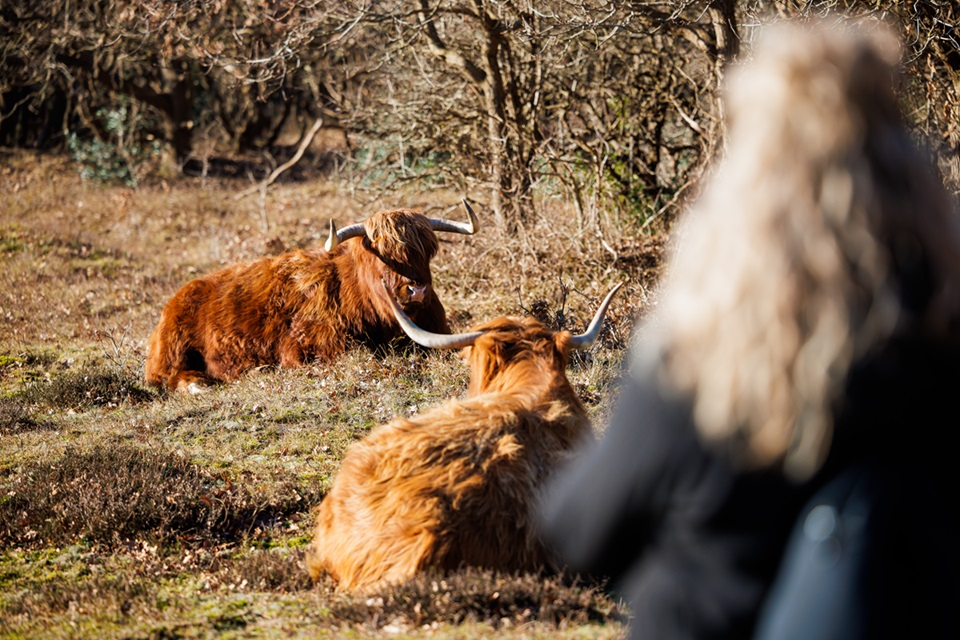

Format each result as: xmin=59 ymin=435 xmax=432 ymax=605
xmin=554 ymin=331 xmax=574 ymax=356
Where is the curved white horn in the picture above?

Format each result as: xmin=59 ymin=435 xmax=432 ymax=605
xmin=427 ymin=198 xmax=480 ymax=235
xmin=386 ymin=289 xmax=485 ymax=350
xmin=568 ymin=283 xmax=624 ymax=350
xmin=324 ymin=219 xmax=338 ymax=252
xmin=325 ymin=219 xmax=367 ymax=253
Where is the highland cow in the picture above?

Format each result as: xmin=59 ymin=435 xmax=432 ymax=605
xmin=305 ymin=283 xmax=622 ymax=592
xmin=144 ymin=202 xmax=479 ymax=392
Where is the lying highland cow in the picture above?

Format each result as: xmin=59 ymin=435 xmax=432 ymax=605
xmin=145 ymin=201 xmax=479 ymax=392
xmin=305 ymin=283 xmax=622 ymax=592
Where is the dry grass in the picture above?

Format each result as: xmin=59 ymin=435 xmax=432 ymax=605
xmin=0 ymin=148 xmax=666 ymax=638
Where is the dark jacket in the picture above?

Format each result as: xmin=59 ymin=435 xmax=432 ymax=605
xmin=540 ymin=336 xmax=960 ymax=639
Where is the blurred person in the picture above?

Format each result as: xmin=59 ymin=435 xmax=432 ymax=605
xmin=540 ymin=19 xmax=960 ymax=640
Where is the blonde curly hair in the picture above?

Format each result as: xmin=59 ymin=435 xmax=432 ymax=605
xmin=637 ymin=20 xmax=960 ymax=480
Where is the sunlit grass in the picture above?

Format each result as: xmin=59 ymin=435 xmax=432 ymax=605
xmin=0 ymin=150 xmax=662 ymax=638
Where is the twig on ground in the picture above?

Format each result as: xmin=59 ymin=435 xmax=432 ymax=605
xmin=234 ymin=118 xmax=324 ymax=201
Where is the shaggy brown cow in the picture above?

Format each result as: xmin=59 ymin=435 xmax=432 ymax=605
xmin=144 ymin=201 xmax=479 ymax=392
xmin=305 ymin=283 xmax=622 ymax=592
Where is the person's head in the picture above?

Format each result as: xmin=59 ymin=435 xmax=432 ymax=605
xmin=638 ymin=20 xmax=960 ymax=480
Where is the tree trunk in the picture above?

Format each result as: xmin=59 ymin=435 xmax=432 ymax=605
xmin=709 ymin=0 xmax=740 ymax=143
xmin=477 ymin=1 xmax=519 ymax=231
xmin=163 ymin=64 xmax=194 ymax=165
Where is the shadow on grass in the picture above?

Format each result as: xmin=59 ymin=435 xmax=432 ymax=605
xmin=18 ymin=364 xmax=156 ymax=409
xmin=0 ymin=399 xmax=59 ymax=435
xmin=0 ymin=442 xmax=319 ymax=549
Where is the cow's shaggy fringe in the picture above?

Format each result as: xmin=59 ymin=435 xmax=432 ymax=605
xmin=638 ymin=21 xmax=960 ymax=479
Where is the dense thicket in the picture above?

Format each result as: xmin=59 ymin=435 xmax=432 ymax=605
xmin=1 ymin=1 xmax=957 ymax=225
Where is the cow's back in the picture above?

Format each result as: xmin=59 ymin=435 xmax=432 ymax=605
xmin=146 ymin=249 xmax=343 ymax=386
xmin=306 ymin=394 xmax=590 ymax=591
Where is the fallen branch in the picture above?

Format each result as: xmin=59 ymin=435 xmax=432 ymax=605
xmin=234 ymin=118 xmax=324 ymax=201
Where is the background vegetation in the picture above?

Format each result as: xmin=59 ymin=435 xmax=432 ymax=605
xmin=1 ymin=0 xmax=957 ymax=638
xmin=3 ymin=1 xmax=958 ymax=220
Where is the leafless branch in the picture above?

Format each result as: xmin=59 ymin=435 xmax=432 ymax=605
xmin=234 ymin=117 xmax=324 ymax=201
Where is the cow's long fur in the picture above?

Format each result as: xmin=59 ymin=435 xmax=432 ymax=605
xmin=637 ymin=22 xmax=960 ymax=479
xmin=305 ymin=315 xmax=593 ymax=592
xmin=145 ymin=209 xmax=451 ymax=391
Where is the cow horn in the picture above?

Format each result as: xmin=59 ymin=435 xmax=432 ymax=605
xmin=386 ymin=288 xmax=485 ymax=350
xmin=324 ymin=219 xmax=367 ymax=252
xmin=568 ymin=283 xmax=624 ymax=350
xmin=324 ymin=220 xmax=338 ymax=252
xmin=427 ymin=198 xmax=480 ymax=235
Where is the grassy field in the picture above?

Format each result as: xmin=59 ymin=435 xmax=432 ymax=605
xmin=0 ymin=148 xmax=667 ymax=639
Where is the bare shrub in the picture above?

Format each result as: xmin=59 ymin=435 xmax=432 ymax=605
xmin=325 ymin=567 xmax=626 ymax=630
xmin=0 ymin=443 xmax=317 ymax=548
xmin=19 ymin=363 xmax=155 ymax=409
xmin=0 ymin=399 xmax=57 ymax=435
xmin=205 ymin=547 xmax=314 ymax=594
